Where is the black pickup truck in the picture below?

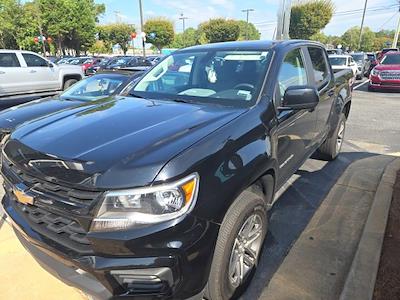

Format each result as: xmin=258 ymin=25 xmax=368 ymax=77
xmin=1 ymin=40 xmax=352 ymax=300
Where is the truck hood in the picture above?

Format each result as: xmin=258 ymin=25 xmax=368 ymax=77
xmin=375 ymin=64 xmax=400 ymax=71
xmin=0 ymin=96 xmax=85 ymax=132
xmin=6 ymin=96 xmax=244 ymax=189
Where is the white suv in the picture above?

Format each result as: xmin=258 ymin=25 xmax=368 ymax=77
xmin=0 ymin=50 xmax=84 ymax=98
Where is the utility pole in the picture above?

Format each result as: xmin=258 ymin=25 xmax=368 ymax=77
xmin=276 ymin=0 xmax=292 ymax=40
xmin=138 ymin=0 xmax=146 ymax=58
xmin=179 ymin=13 xmax=188 ymax=32
xmin=241 ymin=9 xmax=254 ymax=40
xmin=358 ymin=0 xmax=368 ymax=50
xmin=393 ymin=2 xmax=400 ymax=48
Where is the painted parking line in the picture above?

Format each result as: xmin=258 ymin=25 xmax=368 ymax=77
xmin=354 ymin=80 xmax=369 ymax=90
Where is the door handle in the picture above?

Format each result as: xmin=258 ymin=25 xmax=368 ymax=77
xmin=29 ymin=70 xmax=37 ymax=73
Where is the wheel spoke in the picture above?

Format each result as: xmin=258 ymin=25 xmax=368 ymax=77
xmin=239 ymin=254 xmax=244 ymax=281
xmin=243 ymin=251 xmax=256 ymax=267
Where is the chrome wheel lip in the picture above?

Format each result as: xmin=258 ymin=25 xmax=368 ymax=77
xmin=336 ymin=121 xmax=345 ymax=154
xmin=228 ymin=214 xmax=263 ymax=288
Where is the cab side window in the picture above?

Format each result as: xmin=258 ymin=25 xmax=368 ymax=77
xmin=277 ymin=48 xmax=308 ymax=104
xmin=0 ymin=53 xmax=20 ymax=67
xmin=22 ymin=53 xmax=48 ymax=67
xmin=308 ymin=47 xmax=330 ymax=88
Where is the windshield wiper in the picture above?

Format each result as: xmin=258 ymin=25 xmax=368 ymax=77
xmin=171 ymin=98 xmax=191 ymax=104
xmin=129 ymin=92 xmax=147 ymax=99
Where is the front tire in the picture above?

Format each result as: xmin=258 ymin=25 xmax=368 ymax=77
xmin=205 ymin=190 xmax=267 ymax=300
xmin=63 ymin=78 xmax=78 ymax=90
xmin=318 ymin=113 xmax=346 ymax=161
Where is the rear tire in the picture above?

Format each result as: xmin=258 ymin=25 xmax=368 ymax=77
xmin=318 ymin=113 xmax=346 ymax=161
xmin=63 ymin=78 xmax=78 ymax=90
xmin=205 ymin=190 xmax=267 ymax=300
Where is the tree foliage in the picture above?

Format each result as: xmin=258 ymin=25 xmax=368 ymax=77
xmin=0 ymin=0 xmax=21 ymax=49
xmin=98 ymin=23 xmax=135 ymax=54
xmin=168 ymin=28 xmax=197 ymax=48
xmin=237 ymin=20 xmax=261 ymax=41
xmin=341 ymin=26 xmax=375 ymax=51
xmin=198 ymin=18 xmax=240 ymax=43
xmin=290 ymin=0 xmax=334 ymax=39
xmin=144 ymin=18 xmax=174 ymax=51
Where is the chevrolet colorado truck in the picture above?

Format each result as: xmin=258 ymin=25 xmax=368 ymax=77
xmin=1 ymin=40 xmax=353 ymax=300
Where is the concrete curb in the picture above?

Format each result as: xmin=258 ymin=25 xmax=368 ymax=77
xmin=339 ymin=157 xmax=400 ymax=300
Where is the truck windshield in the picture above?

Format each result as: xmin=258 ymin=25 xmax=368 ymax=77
xmin=60 ymin=74 xmax=127 ymax=101
xmin=381 ymin=54 xmax=400 ymax=65
xmin=133 ymin=50 xmax=271 ymax=107
xmin=351 ymin=54 xmax=364 ymax=63
xmin=329 ymin=57 xmax=347 ymax=66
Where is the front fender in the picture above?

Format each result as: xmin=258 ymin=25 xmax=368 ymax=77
xmin=154 ymin=106 xmax=277 ymax=224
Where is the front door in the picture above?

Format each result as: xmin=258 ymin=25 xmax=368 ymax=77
xmin=275 ymin=47 xmax=318 ymax=186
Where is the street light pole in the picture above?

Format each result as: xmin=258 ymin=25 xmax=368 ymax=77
xmin=241 ymin=9 xmax=254 ymax=40
xmin=393 ymin=3 xmax=400 ymax=48
xmin=179 ymin=13 xmax=188 ymax=32
xmin=358 ymin=0 xmax=368 ymax=50
xmin=138 ymin=0 xmax=146 ymax=58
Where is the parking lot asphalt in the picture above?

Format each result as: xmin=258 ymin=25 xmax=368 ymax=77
xmin=0 ymin=80 xmax=399 ymax=299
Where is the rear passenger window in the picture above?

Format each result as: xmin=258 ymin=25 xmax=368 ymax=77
xmin=22 ymin=53 xmax=48 ymax=67
xmin=0 ymin=53 xmax=20 ymax=67
xmin=277 ymin=48 xmax=308 ymax=100
xmin=308 ymin=47 xmax=330 ymax=88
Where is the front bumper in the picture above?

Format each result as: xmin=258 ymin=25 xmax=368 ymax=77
xmin=369 ymin=75 xmax=400 ymax=90
xmin=2 ymin=194 xmax=219 ymax=299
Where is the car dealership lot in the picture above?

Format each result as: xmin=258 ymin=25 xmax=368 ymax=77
xmin=0 ymin=82 xmax=399 ymax=299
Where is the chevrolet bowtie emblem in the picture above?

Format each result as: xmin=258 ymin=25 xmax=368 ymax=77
xmin=13 ymin=187 xmax=35 ymax=205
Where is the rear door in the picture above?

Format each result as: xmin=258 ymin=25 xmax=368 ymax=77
xmin=275 ymin=47 xmax=318 ymax=185
xmin=0 ymin=52 xmax=24 ymax=96
xmin=305 ymin=46 xmax=335 ymax=143
xmin=21 ymin=53 xmax=59 ymax=92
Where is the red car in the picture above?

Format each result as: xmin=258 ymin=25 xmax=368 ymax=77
xmin=369 ymin=51 xmax=400 ymax=91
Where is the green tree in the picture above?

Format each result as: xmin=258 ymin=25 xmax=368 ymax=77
xmin=144 ymin=18 xmax=174 ymax=51
xmin=0 ymin=0 xmax=21 ymax=49
xmin=89 ymin=40 xmax=108 ymax=55
xmin=290 ymin=0 xmax=334 ymax=39
xmin=168 ymin=27 xmax=198 ymax=48
xmin=236 ymin=20 xmax=260 ymax=40
xmin=39 ymin=0 xmax=105 ymax=55
xmin=98 ymin=23 xmax=135 ymax=54
xmin=341 ymin=26 xmax=375 ymax=51
xmin=198 ymin=18 xmax=240 ymax=43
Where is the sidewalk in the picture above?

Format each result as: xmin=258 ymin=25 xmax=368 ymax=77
xmin=261 ymin=155 xmax=400 ymax=300
xmin=0 ymin=184 xmax=85 ymax=300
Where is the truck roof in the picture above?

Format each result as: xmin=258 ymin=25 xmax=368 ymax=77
xmin=329 ymin=54 xmax=351 ymax=58
xmin=178 ymin=40 xmax=325 ymax=52
xmin=0 ymin=49 xmax=40 ymax=55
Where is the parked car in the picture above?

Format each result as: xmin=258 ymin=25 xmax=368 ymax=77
xmin=377 ymin=47 xmax=400 ymax=61
xmin=0 ymin=69 xmax=146 ymax=138
xmin=366 ymin=52 xmax=378 ymax=76
xmin=329 ymin=54 xmax=357 ymax=83
xmin=0 ymin=40 xmax=353 ymax=300
xmin=350 ymin=52 xmax=370 ymax=79
xmin=103 ymin=56 xmax=152 ymax=70
xmin=0 ymin=50 xmax=84 ymax=100
xmin=86 ymin=57 xmax=113 ymax=76
xmin=369 ymin=51 xmax=400 ymax=91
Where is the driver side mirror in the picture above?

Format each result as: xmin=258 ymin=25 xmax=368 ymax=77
xmin=280 ymin=85 xmax=319 ymax=110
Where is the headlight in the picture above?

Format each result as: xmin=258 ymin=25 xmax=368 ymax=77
xmin=90 ymin=173 xmax=199 ymax=232
xmin=371 ymin=68 xmax=380 ymax=76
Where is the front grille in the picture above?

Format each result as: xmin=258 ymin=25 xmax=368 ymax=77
xmin=1 ymin=153 xmax=102 ymax=255
xmin=11 ymin=200 xmax=93 ymax=254
xmin=1 ymin=153 xmax=102 ymax=206
xmin=380 ymin=71 xmax=400 ymax=80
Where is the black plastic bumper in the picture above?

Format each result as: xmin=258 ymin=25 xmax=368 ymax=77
xmin=2 ymin=195 xmax=220 ymax=299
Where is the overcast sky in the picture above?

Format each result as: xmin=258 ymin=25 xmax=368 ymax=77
xmin=96 ymin=0 xmax=399 ymax=38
